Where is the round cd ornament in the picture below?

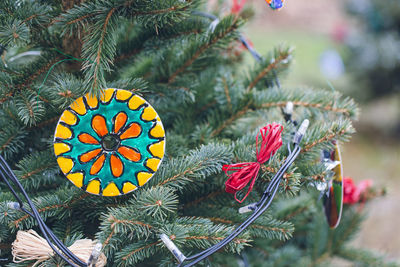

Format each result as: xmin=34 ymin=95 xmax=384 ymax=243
xmin=265 ymin=0 xmax=284 ymax=10
xmin=321 ymin=142 xmax=343 ymax=228
xmin=53 ymin=88 xmax=165 ymax=196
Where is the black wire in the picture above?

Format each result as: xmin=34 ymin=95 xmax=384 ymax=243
xmin=182 ymin=149 xmax=300 ymax=266
xmin=0 ymin=170 xmax=80 ymax=266
xmin=0 ymin=156 xmax=87 ymax=266
xmin=0 ymin=158 xmax=86 ymax=266
xmin=183 ymin=147 xmax=299 ymax=262
xmin=185 ymin=147 xmax=301 ymax=266
xmin=179 ymin=145 xmax=301 ymax=266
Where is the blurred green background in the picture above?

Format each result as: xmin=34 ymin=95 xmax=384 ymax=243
xmin=240 ymin=0 xmax=400 ymax=262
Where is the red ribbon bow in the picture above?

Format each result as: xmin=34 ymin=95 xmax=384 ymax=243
xmin=231 ymin=0 xmax=247 ymax=14
xmin=223 ymin=123 xmax=283 ymax=203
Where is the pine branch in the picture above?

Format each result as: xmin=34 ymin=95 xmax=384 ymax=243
xmin=0 ymin=126 xmax=26 ymax=159
xmin=149 ymin=143 xmax=232 ymax=191
xmin=338 ymin=247 xmax=399 ymax=267
xmin=167 ymin=15 xmax=241 ymax=83
xmin=210 ymin=104 xmax=251 ymax=137
xmin=209 ymin=217 xmax=294 ymax=241
xmin=4 ymin=191 xmax=89 ymax=230
xmin=81 ymin=5 xmax=118 ymax=94
xmin=254 ymin=87 xmax=359 ymax=120
xmin=14 ymin=150 xmax=60 ymax=190
xmin=0 ymin=54 xmax=61 ymax=104
xmin=245 ymin=46 xmax=293 ymax=92
xmin=300 ymin=119 xmax=355 ymax=155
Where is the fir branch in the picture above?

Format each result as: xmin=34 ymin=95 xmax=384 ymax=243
xmin=338 ymin=247 xmax=399 ymax=267
xmin=301 ymin=120 xmax=355 ymax=153
xmin=207 ymin=217 xmax=293 ymax=241
xmin=246 ymin=47 xmax=292 ymax=92
xmin=8 ymin=192 xmax=89 ymax=228
xmin=254 ymin=87 xmax=359 ymax=120
xmin=27 ymin=116 xmax=59 ymax=130
xmin=100 ymin=212 xmax=155 ymax=249
xmin=167 ymin=16 xmax=241 ymax=83
xmin=210 ymin=104 xmax=250 ymax=137
xmin=15 ymin=91 xmax=45 ymax=126
xmin=221 ymin=77 xmax=233 ymax=112
xmin=150 ymin=143 xmax=232 ymax=191
xmin=261 ymin=101 xmax=351 ymax=116
xmin=210 ymin=217 xmax=290 ymax=236
xmin=0 ymin=126 xmax=26 ymax=159
xmin=183 ymin=189 xmax=224 ymax=209
xmin=81 ymin=6 xmax=118 ymax=94
xmin=0 ymin=242 xmax=11 ymax=249
xmin=0 ymin=55 xmax=61 ymax=104
xmin=121 ymin=240 xmax=160 ymax=261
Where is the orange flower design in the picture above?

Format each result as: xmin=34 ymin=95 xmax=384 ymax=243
xmin=77 ymin=113 xmax=142 ymax=178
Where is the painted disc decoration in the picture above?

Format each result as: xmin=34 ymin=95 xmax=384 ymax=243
xmin=322 ymin=143 xmax=343 ymax=228
xmin=265 ymin=0 xmax=284 ymax=10
xmin=53 ymin=88 xmax=165 ymax=196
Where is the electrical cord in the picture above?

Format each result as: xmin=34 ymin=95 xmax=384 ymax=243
xmin=176 ymin=119 xmax=309 ymax=266
xmin=179 ymin=145 xmax=301 ymax=266
xmin=0 ymin=159 xmax=85 ymax=266
xmin=0 ymin=156 xmax=87 ymax=267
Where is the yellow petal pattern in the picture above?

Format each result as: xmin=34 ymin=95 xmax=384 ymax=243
xmin=54 ymin=143 xmax=71 ymax=156
xmin=141 ymin=106 xmax=157 ymax=121
xmin=146 ymin=158 xmax=161 ymax=172
xmin=55 ymin=124 xmax=72 ymax=140
xmin=149 ymin=140 xmax=165 ymax=158
xmin=137 ymin=172 xmax=153 ymax=186
xmin=57 ymin=157 xmax=74 ymax=174
xmin=70 ymin=97 xmax=86 ymax=115
xmin=60 ymin=110 xmax=77 ymax=125
xmin=122 ymin=182 xmax=137 ymax=194
xmin=67 ymin=173 xmax=84 ymax=188
xmin=116 ymin=90 xmax=133 ymax=101
xmin=86 ymin=180 xmax=101 ymax=194
xmin=128 ymin=95 xmax=146 ymax=110
xmin=100 ymin=88 xmax=115 ymax=103
xmin=150 ymin=123 xmax=165 ymax=138
xmin=85 ymin=93 xmax=99 ymax=109
xmin=102 ymin=182 xmax=120 ymax=196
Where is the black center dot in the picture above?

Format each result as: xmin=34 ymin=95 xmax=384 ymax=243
xmin=102 ymin=134 xmax=120 ymax=151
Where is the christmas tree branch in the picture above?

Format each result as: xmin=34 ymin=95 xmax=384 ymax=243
xmin=81 ymin=7 xmax=118 ymax=94
xmin=120 ymin=240 xmax=161 ymax=261
xmin=167 ymin=16 xmax=240 ymax=84
xmin=246 ymin=51 xmax=292 ymax=92
xmin=261 ymin=101 xmax=351 ymax=116
xmin=210 ymin=104 xmax=251 ymax=137
xmin=149 ymin=144 xmax=232 ymax=191
xmin=209 ymin=217 xmax=291 ymax=236
xmin=183 ymin=190 xmax=224 ymax=209
xmin=9 ymin=192 xmax=89 ymax=228
xmin=0 ymin=56 xmax=60 ymax=104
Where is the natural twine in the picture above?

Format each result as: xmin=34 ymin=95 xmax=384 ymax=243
xmin=12 ymin=230 xmax=107 ymax=267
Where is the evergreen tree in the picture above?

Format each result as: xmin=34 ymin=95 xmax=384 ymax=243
xmin=346 ymin=0 xmax=400 ymax=100
xmin=0 ymin=0 xmax=395 ymax=266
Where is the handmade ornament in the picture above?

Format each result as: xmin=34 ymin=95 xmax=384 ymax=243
xmin=321 ymin=142 xmax=343 ymax=228
xmin=53 ymin=88 xmax=165 ymax=196
xmin=265 ymin=0 xmax=284 ymax=10
xmin=223 ymin=123 xmax=283 ymax=203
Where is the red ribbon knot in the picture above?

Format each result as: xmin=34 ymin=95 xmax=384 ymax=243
xmin=223 ymin=123 xmax=283 ymax=203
